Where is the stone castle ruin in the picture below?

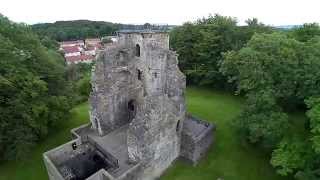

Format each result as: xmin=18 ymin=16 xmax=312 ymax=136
xmin=43 ymin=30 xmax=215 ymax=180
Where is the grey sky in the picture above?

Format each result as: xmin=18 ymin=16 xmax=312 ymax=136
xmin=0 ymin=0 xmax=319 ymax=25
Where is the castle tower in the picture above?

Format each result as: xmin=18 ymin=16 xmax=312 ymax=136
xmin=43 ymin=30 xmax=214 ymax=180
xmin=90 ymin=30 xmax=186 ymax=179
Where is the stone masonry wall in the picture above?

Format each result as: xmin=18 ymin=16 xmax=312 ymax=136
xmin=180 ymin=116 xmax=215 ymax=165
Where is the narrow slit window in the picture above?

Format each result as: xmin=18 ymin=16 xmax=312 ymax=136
xmin=176 ymin=120 xmax=180 ymax=132
xmin=137 ymin=69 xmax=142 ymax=80
xmin=135 ymin=44 xmax=140 ymax=57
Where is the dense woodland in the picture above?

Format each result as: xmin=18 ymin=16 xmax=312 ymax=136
xmin=170 ymin=14 xmax=320 ymax=179
xmin=1 ymin=13 xmax=320 ymax=180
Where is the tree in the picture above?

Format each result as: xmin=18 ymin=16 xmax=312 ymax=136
xmin=306 ymin=97 xmax=320 ymax=153
xmin=236 ymin=90 xmax=289 ymax=148
xmin=221 ymin=31 xmax=320 ymax=179
xmin=0 ymin=15 xmax=73 ymax=160
xmin=221 ymin=32 xmax=317 ymax=106
xmin=271 ymin=137 xmax=314 ymax=176
xmin=170 ymin=14 xmax=273 ymax=88
xmin=270 ymin=97 xmax=320 ymax=179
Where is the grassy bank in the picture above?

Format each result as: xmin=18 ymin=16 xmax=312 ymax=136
xmin=0 ymin=87 xmax=288 ymax=180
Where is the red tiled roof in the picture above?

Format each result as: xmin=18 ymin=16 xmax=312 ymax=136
xmin=63 ymin=46 xmax=80 ymax=53
xmin=65 ymin=55 xmax=94 ymax=62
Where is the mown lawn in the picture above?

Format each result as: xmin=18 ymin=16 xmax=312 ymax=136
xmin=0 ymin=87 xmax=289 ymax=180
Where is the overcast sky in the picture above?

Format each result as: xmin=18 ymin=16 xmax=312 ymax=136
xmin=0 ymin=0 xmax=319 ymax=26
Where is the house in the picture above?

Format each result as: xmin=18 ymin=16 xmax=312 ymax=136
xmin=65 ymin=55 xmax=94 ymax=65
xmin=60 ymin=40 xmax=84 ymax=48
xmin=85 ymin=38 xmax=101 ymax=47
xmin=62 ymin=46 xmax=81 ymax=57
xmin=59 ymin=38 xmax=104 ymax=65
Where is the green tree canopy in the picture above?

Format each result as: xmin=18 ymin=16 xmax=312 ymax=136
xmin=170 ymin=14 xmax=273 ymax=88
xmin=0 ymin=15 xmax=73 ymax=160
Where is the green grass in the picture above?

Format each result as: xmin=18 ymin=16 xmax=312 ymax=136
xmin=0 ymin=87 xmax=290 ymax=180
xmin=161 ymin=87 xmax=290 ymax=180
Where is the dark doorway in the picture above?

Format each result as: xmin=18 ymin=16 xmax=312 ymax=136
xmin=128 ymin=99 xmax=136 ymax=122
xmin=128 ymin=100 xmax=135 ymax=111
xmin=135 ymin=44 xmax=140 ymax=57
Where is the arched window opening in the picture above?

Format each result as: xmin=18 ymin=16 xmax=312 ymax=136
xmin=176 ymin=120 xmax=180 ymax=132
xmin=137 ymin=69 xmax=142 ymax=80
xmin=135 ymin=44 xmax=140 ymax=57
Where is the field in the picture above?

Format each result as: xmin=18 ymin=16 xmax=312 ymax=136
xmin=0 ymin=87 xmax=289 ymax=180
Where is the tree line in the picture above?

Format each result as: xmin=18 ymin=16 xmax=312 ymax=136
xmin=31 ymin=20 xmax=171 ymax=42
xmin=32 ymin=20 xmax=120 ymax=41
xmin=170 ymin=14 xmax=320 ymax=179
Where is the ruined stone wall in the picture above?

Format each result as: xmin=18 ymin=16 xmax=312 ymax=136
xmin=180 ymin=116 xmax=215 ymax=165
xmin=117 ymin=163 xmax=142 ymax=180
xmin=90 ymin=44 xmax=144 ymax=135
xmin=43 ymin=139 xmax=84 ymax=180
xmin=43 ymin=155 xmax=65 ymax=180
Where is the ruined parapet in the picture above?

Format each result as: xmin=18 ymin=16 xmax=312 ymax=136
xmin=180 ymin=115 xmax=215 ymax=165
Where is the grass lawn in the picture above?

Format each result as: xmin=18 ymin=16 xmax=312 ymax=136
xmin=162 ymin=87 xmax=290 ymax=180
xmin=0 ymin=87 xmax=290 ymax=180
